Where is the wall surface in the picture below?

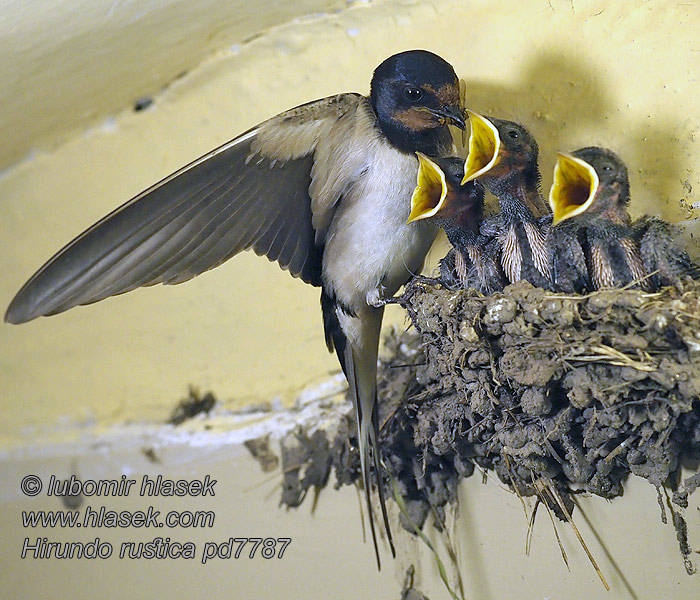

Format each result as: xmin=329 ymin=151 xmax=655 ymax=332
xmin=1 ymin=0 xmax=347 ymax=169
xmin=1 ymin=425 xmax=698 ymax=599
xmin=1 ymin=0 xmax=699 ymax=598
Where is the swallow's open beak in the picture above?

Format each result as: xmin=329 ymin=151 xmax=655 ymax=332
xmin=426 ymin=105 xmax=467 ymax=130
xmin=549 ymin=152 xmax=599 ymax=225
xmin=462 ymin=110 xmax=501 ymax=184
xmin=407 ymin=153 xmax=448 ymax=223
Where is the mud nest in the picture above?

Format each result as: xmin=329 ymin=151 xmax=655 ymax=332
xmin=265 ymin=279 xmax=700 ymax=571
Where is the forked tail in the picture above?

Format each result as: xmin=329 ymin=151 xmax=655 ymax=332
xmin=343 ymin=307 xmax=396 ymax=569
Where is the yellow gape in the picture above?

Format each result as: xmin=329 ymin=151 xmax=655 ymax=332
xmin=407 ymin=153 xmax=448 ymax=223
xmin=549 ymin=152 xmax=600 ymax=225
xmin=462 ymin=110 xmax=501 ymax=183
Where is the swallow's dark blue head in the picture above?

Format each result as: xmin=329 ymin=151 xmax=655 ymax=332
xmin=370 ymin=50 xmax=465 ymax=155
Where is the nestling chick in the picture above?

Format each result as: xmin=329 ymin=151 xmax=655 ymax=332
xmin=633 ymin=216 xmax=700 ymax=288
xmin=548 ymin=147 xmax=648 ymax=292
xmin=461 ymin=111 xmax=551 ymax=291
xmin=407 ymin=154 xmax=484 ymax=289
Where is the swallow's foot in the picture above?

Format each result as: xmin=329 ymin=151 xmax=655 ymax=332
xmin=366 ymin=285 xmax=388 ymax=308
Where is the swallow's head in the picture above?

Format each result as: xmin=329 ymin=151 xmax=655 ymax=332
xmin=371 ymin=50 xmax=465 ymax=153
xmin=462 ymin=112 xmax=539 ymax=183
xmin=549 ymin=146 xmax=629 ymax=226
xmin=461 ymin=111 xmax=544 ymax=214
xmin=407 ymin=154 xmax=483 ymax=236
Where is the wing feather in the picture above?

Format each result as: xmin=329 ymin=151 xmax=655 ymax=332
xmin=162 ymin=175 xmax=266 ymax=283
xmin=6 ymin=94 xmax=367 ymax=323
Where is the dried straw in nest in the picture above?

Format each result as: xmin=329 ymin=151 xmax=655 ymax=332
xmin=265 ymin=279 xmax=700 ymax=574
xmin=380 ymin=278 xmax=700 ymax=572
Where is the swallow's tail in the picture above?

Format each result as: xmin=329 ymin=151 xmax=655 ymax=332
xmin=344 ymin=306 xmax=396 ymax=569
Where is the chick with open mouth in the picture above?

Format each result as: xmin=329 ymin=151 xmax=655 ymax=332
xmin=547 ymin=147 xmax=650 ymax=292
xmin=461 ymin=111 xmax=552 ymax=291
xmin=407 ymin=154 xmax=486 ymax=289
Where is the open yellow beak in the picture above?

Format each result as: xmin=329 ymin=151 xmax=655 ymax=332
xmin=407 ymin=153 xmax=448 ymax=223
xmin=549 ymin=152 xmax=600 ymax=225
xmin=462 ymin=110 xmax=500 ymax=184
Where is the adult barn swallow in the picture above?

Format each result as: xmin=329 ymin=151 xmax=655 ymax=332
xmin=4 ymin=50 xmax=466 ymax=567
xmin=547 ymin=147 xmax=648 ymax=292
xmin=406 ymin=154 xmax=484 ymax=289
xmin=461 ymin=111 xmax=551 ymax=290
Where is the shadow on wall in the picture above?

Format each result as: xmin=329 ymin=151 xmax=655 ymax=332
xmin=462 ymin=51 xmax=699 ymax=226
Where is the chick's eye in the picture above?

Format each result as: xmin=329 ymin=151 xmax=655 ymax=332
xmin=404 ymin=87 xmax=423 ymax=102
xmin=507 ymin=130 xmax=519 ymax=139
xmin=602 ymin=164 xmax=613 ymax=172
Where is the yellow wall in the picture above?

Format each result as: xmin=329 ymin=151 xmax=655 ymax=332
xmin=1 ymin=1 xmax=699 ymax=598
xmin=3 ymin=0 xmax=699 ymax=445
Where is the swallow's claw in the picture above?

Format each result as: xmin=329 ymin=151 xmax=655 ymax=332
xmin=366 ymin=286 xmax=388 ymax=307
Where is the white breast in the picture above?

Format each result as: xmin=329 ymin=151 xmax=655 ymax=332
xmin=321 ymin=142 xmax=437 ymax=310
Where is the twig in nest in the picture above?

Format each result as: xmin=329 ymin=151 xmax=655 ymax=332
xmin=539 ymin=479 xmax=611 ymax=591
xmin=532 ymin=477 xmax=569 ymax=570
xmin=566 ymin=344 xmax=656 ymax=371
xmin=503 ymin=454 xmax=532 ymax=552
xmin=526 ymin=501 xmax=540 ymax=557
xmin=429 ymin=502 xmax=466 ymax=600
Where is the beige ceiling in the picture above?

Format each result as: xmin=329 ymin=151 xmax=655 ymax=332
xmin=1 ymin=0 xmax=345 ymax=170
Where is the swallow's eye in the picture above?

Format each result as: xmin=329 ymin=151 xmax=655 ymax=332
xmin=507 ymin=129 xmax=519 ymax=139
xmin=404 ymin=87 xmax=423 ymax=102
xmin=602 ymin=164 xmax=613 ymax=172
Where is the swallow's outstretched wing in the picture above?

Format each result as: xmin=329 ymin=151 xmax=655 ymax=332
xmin=5 ymin=93 xmax=368 ymax=324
